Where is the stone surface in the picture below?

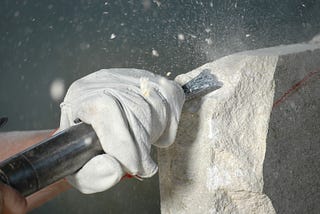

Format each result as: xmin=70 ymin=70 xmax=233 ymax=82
xmin=158 ymin=42 xmax=320 ymax=213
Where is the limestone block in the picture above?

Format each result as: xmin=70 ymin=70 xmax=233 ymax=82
xmin=158 ymin=43 xmax=320 ymax=213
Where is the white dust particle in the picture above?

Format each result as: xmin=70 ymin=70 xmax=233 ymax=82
xmin=14 ymin=11 xmax=20 ymax=17
xmin=205 ymin=28 xmax=211 ymax=33
xmin=104 ymin=2 xmax=108 ymax=5
xmin=189 ymin=34 xmax=197 ymax=39
xmin=178 ymin=33 xmax=185 ymax=41
xmin=245 ymin=34 xmax=251 ymax=38
xmin=301 ymin=3 xmax=306 ymax=7
xmin=142 ymin=0 xmax=152 ymax=10
xmin=205 ymin=38 xmax=213 ymax=45
xmin=153 ymin=0 xmax=161 ymax=7
xmin=80 ymin=42 xmax=90 ymax=50
xmin=110 ymin=33 xmax=116 ymax=39
xmin=152 ymin=49 xmax=159 ymax=57
xmin=166 ymin=72 xmax=171 ymax=77
xmin=50 ymin=79 xmax=65 ymax=101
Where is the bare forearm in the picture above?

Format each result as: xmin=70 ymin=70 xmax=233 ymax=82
xmin=0 ymin=130 xmax=71 ymax=211
xmin=0 ymin=130 xmax=53 ymax=161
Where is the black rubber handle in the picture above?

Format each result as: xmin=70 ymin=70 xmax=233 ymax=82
xmin=0 ymin=123 xmax=103 ymax=196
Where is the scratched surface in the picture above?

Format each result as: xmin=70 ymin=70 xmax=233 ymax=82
xmin=263 ymin=49 xmax=320 ymax=214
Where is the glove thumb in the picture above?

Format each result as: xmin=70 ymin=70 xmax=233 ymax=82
xmin=67 ymin=154 xmax=124 ymax=194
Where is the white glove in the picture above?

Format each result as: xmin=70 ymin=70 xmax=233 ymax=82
xmin=59 ymin=68 xmax=185 ymax=194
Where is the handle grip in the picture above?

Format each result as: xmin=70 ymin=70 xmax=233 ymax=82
xmin=0 ymin=123 xmax=103 ymax=196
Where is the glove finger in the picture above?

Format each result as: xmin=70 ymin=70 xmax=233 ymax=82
xmin=56 ymin=104 xmax=76 ymax=133
xmin=152 ymin=77 xmax=185 ymax=148
xmin=67 ymin=154 xmax=124 ymax=194
xmin=75 ymin=94 xmax=144 ymax=174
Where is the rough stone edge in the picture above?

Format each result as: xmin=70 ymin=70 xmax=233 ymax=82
xmin=158 ymin=42 xmax=320 ymax=214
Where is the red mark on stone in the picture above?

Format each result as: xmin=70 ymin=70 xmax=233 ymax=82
xmin=272 ymin=69 xmax=320 ymax=109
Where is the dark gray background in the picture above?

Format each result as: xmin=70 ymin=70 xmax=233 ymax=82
xmin=1 ymin=0 xmax=319 ymax=213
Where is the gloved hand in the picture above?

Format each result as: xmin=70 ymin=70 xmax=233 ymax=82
xmin=59 ymin=68 xmax=185 ymax=194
